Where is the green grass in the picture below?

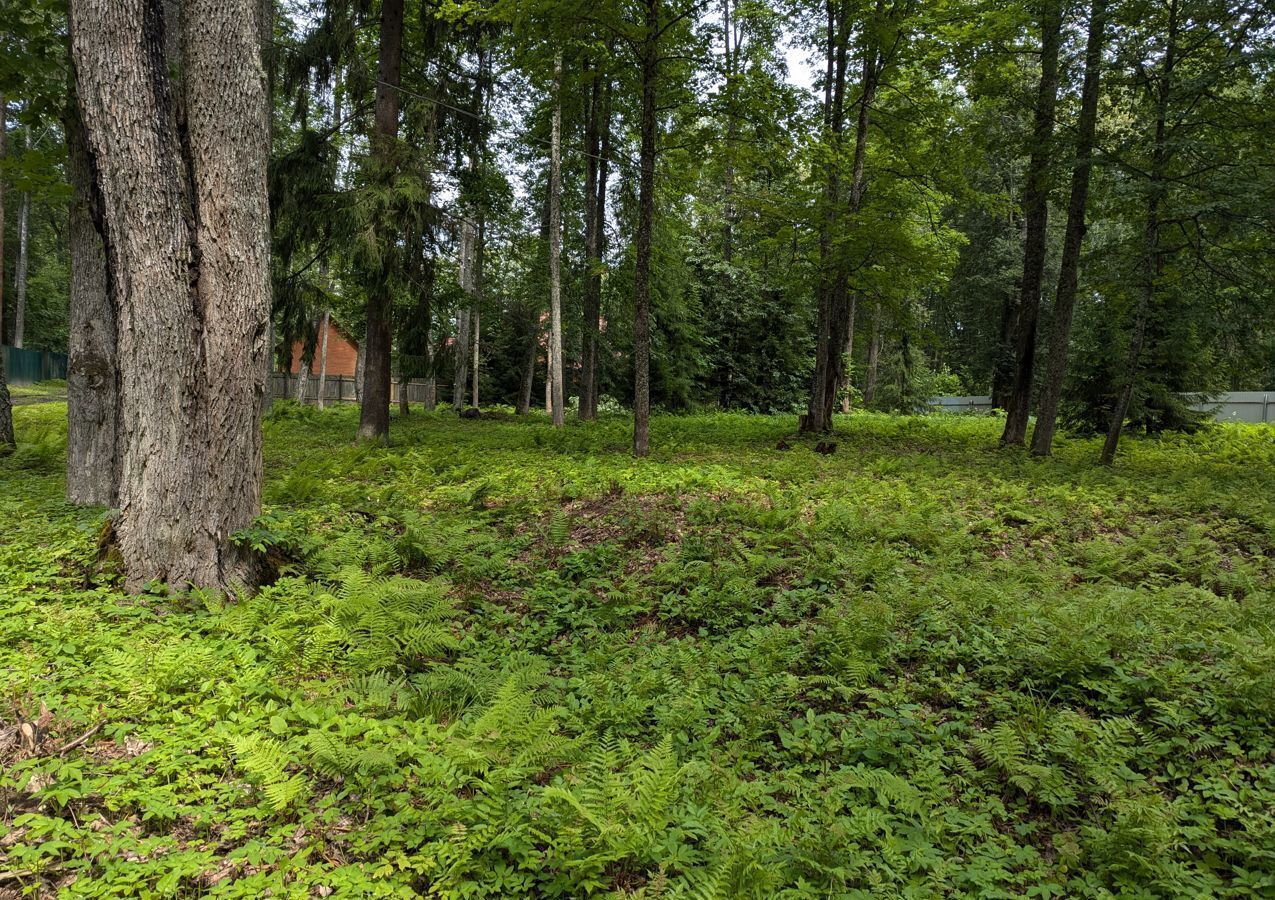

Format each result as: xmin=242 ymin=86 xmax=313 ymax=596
xmin=2 ymin=402 xmax=1274 ymax=898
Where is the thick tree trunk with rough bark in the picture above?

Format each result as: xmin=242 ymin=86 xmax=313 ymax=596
xmin=357 ymin=0 xmax=403 ymax=441
xmin=549 ymin=55 xmax=565 ymax=427
xmin=632 ymin=0 xmax=659 ymax=457
xmin=66 ymin=95 xmax=118 ymax=506
xmin=1000 ymin=0 xmax=1063 ymax=446
xmin=69 ymin=0 xmax=272 ymax=591
xmin=1031 ymin=0 xmax=1108 ymax=457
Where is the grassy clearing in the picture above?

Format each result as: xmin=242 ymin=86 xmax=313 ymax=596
xmin=2 ymin=402 xmax=1274 ymax=898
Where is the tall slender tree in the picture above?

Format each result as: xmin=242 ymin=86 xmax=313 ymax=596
xmin=632 ymin=0 xmax=660 ymax=457
xmin=548 ymin=53 xmax=565 ymax=427
xmin=358 ymin=0 xmax=405 ymax=440
xmin=1030 ymin=0 xmax=1108 ymax=456
xmin=1000 ymin=0 xmax=1063 ymax=447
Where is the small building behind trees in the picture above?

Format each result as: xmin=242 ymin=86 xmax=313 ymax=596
xmin=288 ymin=319 xmax=358 ymax=377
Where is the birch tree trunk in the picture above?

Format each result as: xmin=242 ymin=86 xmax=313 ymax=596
xmin=13 ymin=191 xmax=29 ymax=349
xmin=295 ymin=326 xmax=312 ymax=402
xmin=69 ymin=0 xmax=272 ymax=591
xmin=632 ymin=0 xmax=660 ymax=457
xmin=1000 ymin=0 xmax=1063 ymax=446
xmin=66 ymin=92 xmax=118 ymax=506
xmin=316 ymin=309 xmax=330 ymax=410
xmin=357 ymin=0 xmax=403 ymax=441
xmin=581 ymin=74 xmax=612 ymax=421
xmin=471 ymin=307 xmax=480 ymax=409
xmin=1030 ymin=0 xmax=1108 ymax=457
xmin=549 ymin=54 xmax=565 ymax=427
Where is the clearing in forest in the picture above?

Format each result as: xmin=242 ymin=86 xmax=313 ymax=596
xmin=2 ymin=402 xmax=1274 ymax=898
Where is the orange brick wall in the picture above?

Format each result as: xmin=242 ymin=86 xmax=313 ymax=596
xmin=289 ymin=320 xmax=359 ymax=377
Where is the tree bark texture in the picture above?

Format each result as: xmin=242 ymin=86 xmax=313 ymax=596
xmin=316 ymin=308 xmax=330 ymax=410
xmin=549 ymin=54 xmax=565 ymax=427
xmin=69 ymin=0 xmax=272 ymax=591
xmin=805 ymin=0 xmax=877 ymax=433
xmin=580 ymin=64 xmax=610 ymax=421
xmin=632 ymin=0 xmax=660 ymax=457
xmin=864 ymin=306 xmax=882 ymax=407
xmin=1000 ymin=0 xmax=1063 ymax=446
xmin=13 ymin=191 xmax=29 ymax=349
xmin=357 ymin=0 xmax=403 ymax=441
xmin=0 ymin=353 xmax=12 ymax=452
xmin=66 ymin=93 xmax=118 ymax=507
xmin=1030 ymin=0 xmax=1108 ymax=457
xmin=1102 ymin=0 xmax=1177 ymax=465
xmin=0 ymin=92 xmax=6 ymax=344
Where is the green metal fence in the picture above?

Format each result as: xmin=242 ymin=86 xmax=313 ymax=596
xmin=2 ymin=346 xmax=69 ymax=385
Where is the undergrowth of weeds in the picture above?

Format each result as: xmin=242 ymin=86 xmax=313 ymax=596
xmin=2 ymin=402 xmax=1274 ymax=898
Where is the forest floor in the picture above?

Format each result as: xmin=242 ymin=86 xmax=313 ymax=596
xmin=7 ymin=381 xmax=67 ymax=407
xmin=2 ymin=402 xmax=1274 ymax=899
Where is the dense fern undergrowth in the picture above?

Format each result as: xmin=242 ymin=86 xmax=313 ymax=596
xmin=3 ymin=402 xmax=1274 ymax=898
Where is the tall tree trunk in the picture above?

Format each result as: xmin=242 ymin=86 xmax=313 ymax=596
xmin=1101 ymin=0 xmax=1177 ymax=466
xmin=0 ymin=92 xmax=6 ymax=345
xmin=722 ymin=0 xmax=737 ymax=263
xmin=66 ymin=91 xmax=118 ymax=506
xmin=805 ymin=0 xmax=878 ymax=433
xmin=316 ymin=308 xmax=330 ymax=410
xmin=0 ymin=95 xmax=11 ymax=447
xmin=259 ymin=0 xmax=274 ymax=417
xmin=295 ymin=322 xmax=313 ymax=402
xmin=423 ymin=339 xmax=436 ymax=411
xmin=1031 ymin=0 xmax=1108 ymax=457
xmin=517 ymin=316 xmax=536 ymax=415
xmin=69 ymin=0 xmax=272 ymax=591
xmin=864 ymin=305 xmax=882 ymax=407
xmin=354 ymin=340 xmax=365 ymax=401
xmin=1000 ymin=0 xmax=1063 ymax=446
xmin=0 ymin=351 xmax=12 ymax=452
xmin=839 ymin=302 xmax=857 ymax=413
xmin=804 ymin=0 xmax=847 ymax=435
xmin=580 ymin=63 xmax=610 ymax=422
xmin=632 ymin=0 xmax=659 ymax=457
xmin=545 ymin=353 xmax=552 ymax=414
xmin=357 ymin=0 xmax=404 ymax=441
xmin=13 ymin=191 xmax=29 ymax=349
xmin=549 ymin=54 xmax=565 ymax=427
xmin=471 ymin=306 xmax=480 ymax=408
xmin=453 ymin=241 xmax=472 ymax=410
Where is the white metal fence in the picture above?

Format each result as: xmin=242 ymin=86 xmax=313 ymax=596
xmin=931 ymin=393 xmax=1275 ymax=423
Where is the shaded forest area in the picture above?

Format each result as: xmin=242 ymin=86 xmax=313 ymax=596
xmin=3 ymin=0 xmax=1272 ymax=445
